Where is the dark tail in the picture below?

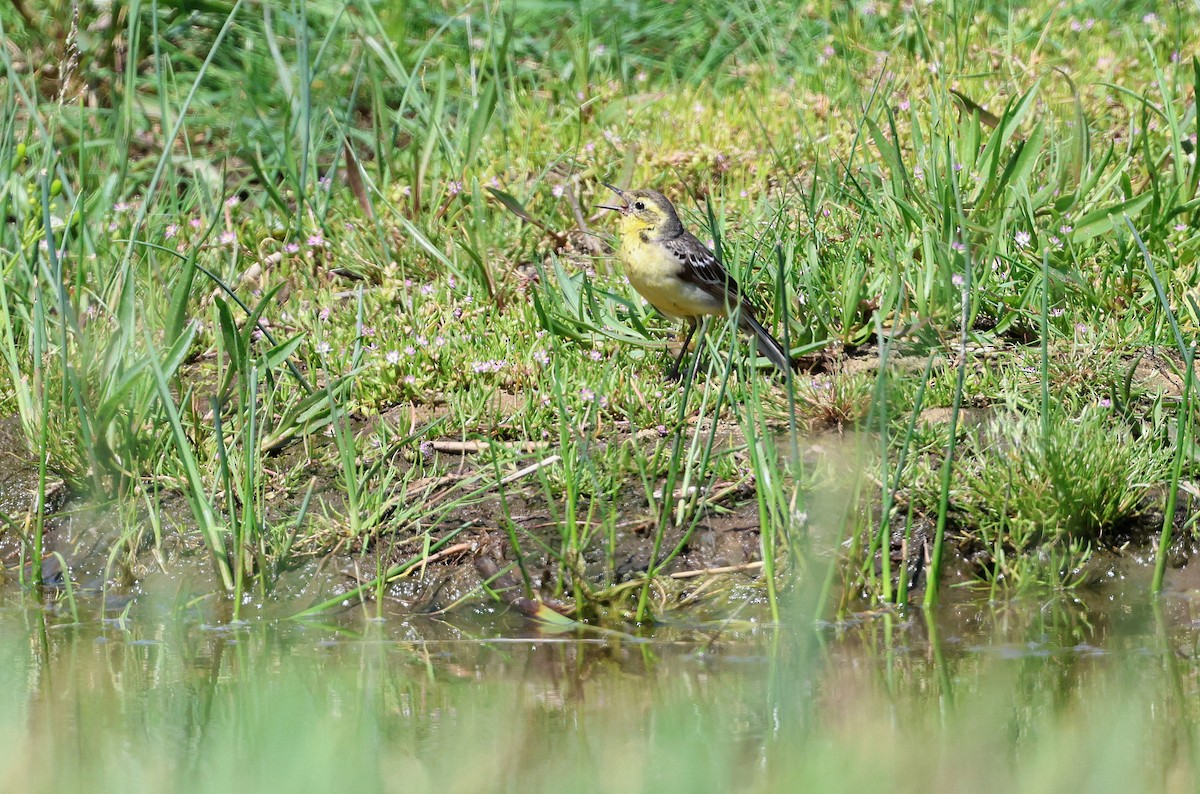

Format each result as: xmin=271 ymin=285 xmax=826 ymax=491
xmin=738 ymin=306 xmax=793 ymax=374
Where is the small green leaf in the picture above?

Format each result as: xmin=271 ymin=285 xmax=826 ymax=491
xmin=464 ymin=79 xmax=498 ymax=166
xmin=486 ymin=186 xmax=539 ymax=226
xmin=257 ymin=334 xmax=305 ymax=373
xmin=1070 ymin=193 xmax=1154 ymax=244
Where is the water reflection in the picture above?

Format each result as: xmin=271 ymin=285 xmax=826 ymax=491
xmin=4 ymin=587 xmax=1200 ymax=792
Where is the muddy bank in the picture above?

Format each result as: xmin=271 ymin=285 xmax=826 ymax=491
xmin=0 ymin=411 xmax=770 ymax=615
xmin=0 ymin=341 xmax=1195 ymax=616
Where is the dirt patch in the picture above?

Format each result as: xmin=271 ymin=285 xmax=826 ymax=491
xmin=1129 ymin=348 xmax=1198 ymax=398
xmin=3 ymin=340 xmax=1194 ymax=613
xmin=0 ymin=404 xmax=782 ymax=615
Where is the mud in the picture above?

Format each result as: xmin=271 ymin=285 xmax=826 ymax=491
xmin=0 ymin=344 xmax=1194 ymax=615
xmin=0 ymin=407 xmax=775 ymax=617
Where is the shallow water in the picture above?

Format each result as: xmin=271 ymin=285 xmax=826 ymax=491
xmin=4 ymin=579 xmax=1200 ymax=794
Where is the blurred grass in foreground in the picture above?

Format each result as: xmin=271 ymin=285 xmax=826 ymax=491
xmin=0 ymin=587 xmax=1196 ymax=793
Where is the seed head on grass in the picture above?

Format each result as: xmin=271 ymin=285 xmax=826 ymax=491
xmin=801 ymin=373 xmax=874 ymax=430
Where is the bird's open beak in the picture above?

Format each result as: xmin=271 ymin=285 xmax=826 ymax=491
xmin=599 ymin=182 xmax=628 ymax=213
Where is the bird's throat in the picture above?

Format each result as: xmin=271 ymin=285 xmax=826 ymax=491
xmin=618 ymin=213 xmax=653 ymax=242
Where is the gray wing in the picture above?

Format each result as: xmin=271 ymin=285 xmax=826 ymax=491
xmin=663 ymin=233 xmax=742 ymax=298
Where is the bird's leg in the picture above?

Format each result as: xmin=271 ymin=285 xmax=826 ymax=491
xmin=667 ymin=318 xmax=699 ymax=381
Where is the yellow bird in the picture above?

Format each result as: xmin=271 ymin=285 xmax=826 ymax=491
xmin=599 ymin=184 xmax=793 ymax=379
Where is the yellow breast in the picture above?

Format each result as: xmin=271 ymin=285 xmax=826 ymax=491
xmin=618 ymin=231 xmax=722 ymax=319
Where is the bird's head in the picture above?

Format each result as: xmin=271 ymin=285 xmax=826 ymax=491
xmin=599 ymin=184 xmax=683 ymax=241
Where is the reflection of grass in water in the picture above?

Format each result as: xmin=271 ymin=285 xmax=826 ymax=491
xmin=2 ymin=596 xmax=1196 ymax=792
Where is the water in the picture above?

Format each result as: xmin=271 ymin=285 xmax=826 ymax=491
xmin=4 ymin=584 xmax=1199 ymax=793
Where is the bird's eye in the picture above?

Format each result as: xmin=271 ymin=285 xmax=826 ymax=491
xmin=634 ymin=201 xmax=645 ymax=211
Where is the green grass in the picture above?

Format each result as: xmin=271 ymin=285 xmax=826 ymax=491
xmin=912 ymin=405 xmax=1167 ymax=589
xmin=0 ymin=0 xmax=1198 ymax=614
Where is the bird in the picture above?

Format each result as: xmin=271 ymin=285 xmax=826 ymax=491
xmin=598 ymin=183 xmax=793 ymax=380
